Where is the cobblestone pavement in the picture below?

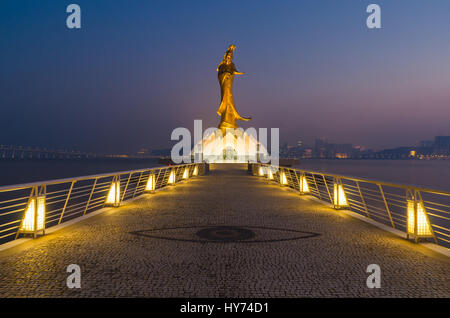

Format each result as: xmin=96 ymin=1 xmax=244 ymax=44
xmin=0 ymin=164 xmax=448 ymax=297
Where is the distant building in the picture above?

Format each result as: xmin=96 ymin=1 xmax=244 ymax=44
xmin=376 ymin=147 xmax=413 ymax=159
xmin=313 ymin=138 xmax=355 ymax=159
xmin=434 ymin=136 xmax=450 ymax=155
xmin=314 ymin=138 xmax=328 ymax=158
xmin=302 ymin=148 xmax=312 ymax=159
xmin=420 ymin=140 xmax=434 ymax=147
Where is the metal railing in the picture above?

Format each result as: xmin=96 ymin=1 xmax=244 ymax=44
xmin=252 ymin=163 xmax=450 ymax=249
xmin=0 ymin=163 xmax=205 ymax=245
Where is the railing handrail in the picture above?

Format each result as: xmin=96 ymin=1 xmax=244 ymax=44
xmin=0 ymin=163 xmax=199 ymax=193
xmin=255 ymin=163 xmax=450 ymax=248
xmin=0 ymin=162 xmax=205 ymax=244
xmin=260 ymin=164 xmax=450 ymax=196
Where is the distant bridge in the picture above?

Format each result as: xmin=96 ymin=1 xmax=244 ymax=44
xmin=0 ymin=145 xmax=98 ymax=160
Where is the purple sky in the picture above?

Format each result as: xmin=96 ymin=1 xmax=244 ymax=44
xmin=1 ymin=0 xmax=449 ymax=153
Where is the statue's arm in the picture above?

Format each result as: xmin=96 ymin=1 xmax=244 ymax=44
xmin=234 ymin=71 xmax=245 ymax=75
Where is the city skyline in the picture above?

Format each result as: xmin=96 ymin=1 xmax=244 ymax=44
xmin=2 ymin=134 xmax=449 ymax=160
xmin=1 ymin=0 xmax=450 ymax=153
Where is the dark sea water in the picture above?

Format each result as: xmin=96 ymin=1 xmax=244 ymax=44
xmin=0 ymin=159 xmax=448 ymax=192
xmin=0 ymin=159 xmax=164 ymax=187
xmin=294 ymin=159 xmax=450 ymax=192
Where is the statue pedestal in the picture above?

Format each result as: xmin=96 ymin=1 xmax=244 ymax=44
xmin=192 ymin=129 xmax=267 ymax=164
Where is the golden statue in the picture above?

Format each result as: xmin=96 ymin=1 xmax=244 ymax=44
xmin=216 ymin=45 xmax=251 ymax=135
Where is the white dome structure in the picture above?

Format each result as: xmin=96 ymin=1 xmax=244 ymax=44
xmin=192 ymin=128 xmax=268 ymax=163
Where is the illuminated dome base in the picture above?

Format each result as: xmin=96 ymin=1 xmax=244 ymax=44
xmin=192 ymin=129 xmax=268 ymax=163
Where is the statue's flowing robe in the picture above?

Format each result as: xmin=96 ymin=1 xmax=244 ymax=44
xmin=217 ymin=62 xmax=245 ymax=130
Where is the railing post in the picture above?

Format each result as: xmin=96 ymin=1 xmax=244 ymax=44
xmin=121 ymin=172 xmax=132 ymax=201
xmin=83 ymin=178 xmax=97 ymax=216
xmin=311 ymin=174 xmax=321 ymax=199
xmin=356 ymin=181 xmax=370 ymax=218
xmin=132 ymin=172 xmax=144 ymax=198
xmin=323 ymin=175 xmax=333 ymax=204
xmin=155 ymin=168 xmax=162 ymax=188
xmin=378 ymin=184 xmax=395 ymax=228
xmin=58 ymin=181 xmax=75 ymax=224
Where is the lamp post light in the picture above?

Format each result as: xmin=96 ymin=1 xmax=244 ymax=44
xmin=105 ymin=176 xmax=120 ymax=207
xmin=168 ymin=169 xmax=176 ymax=185
xmin=280 ymin=171 xmax=288 ymax=186
xmin=267 ymin=167 xmax=274 ymax=180
xmin=18 ymin=186 xmax=46 ymax=238
xmin=258 ymin=166 xmax=265 ymax=177
xmin=145 ymin=174 xmax=156 ymax=193
xmin=183 ymin=167 xmax=189 ymax=179
xmin=406 ymin=190 xmax=436 ymax=243
xmin=299 ymin=174 xmax=309 ymax=194
xmin=333 ymin=179 xmax=348 ymax=209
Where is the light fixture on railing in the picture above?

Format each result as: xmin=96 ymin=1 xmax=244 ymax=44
xmin=299 ymin=175 xmax=309 ymax=194
xmin=193 ymin=165 xmax=198 ymax=176
xmin=168 ymin=170 xmax=175 ymax=184
xmin=333 ymin=180 xmax=348 ymax=208
xmin=145 ymin=174 xmax=156 ymax=192
xmin=267 ymin=168 xmax=273 ymax=180
xmin=406 ymin=191 xmax=435 ymax=242
xmin=183 ymin=167 xmax=189 ymax=179
xmin=259 ymin=166 xmax=264 ymax=177
xmin=280 ymin=171 xmax=288 ymax=186
xmin=105 ymin=178 xmax=120 ymax=207
xmin=18 ymin=191 xmax=46 ymax=238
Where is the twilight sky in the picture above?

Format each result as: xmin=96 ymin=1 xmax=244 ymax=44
xmin=1 ymin=0 xmax=450 ymax=153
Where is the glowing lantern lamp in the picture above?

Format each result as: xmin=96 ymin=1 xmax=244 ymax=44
xmin=168 ymin=170 xmax=175 ymax=185
xmin=299 ymin=175 xmax=309 ymax=194
xmin=258 ymin=166 xmax=264 ymax=177
xmin=19 ymin=195 xmax=46 ymax=237
xmin=145 ymin=174 xmax=156 ymax=192
xmin=183 ymin=167 xmax=189 ymax=179
xmin=407 ymin=200 xmax=433 ymax=241
xmin=193 ymin=165 xmax=198 ymax=176
xmin=267 ymin=168 xmax=273 ymax=180
xmin=280 ymin=172 xmax=288 ymax=186
xmin=333 ymin=183 xmax=348 ymax=208
xmin=105 ymin=180 xmax=120 ymax=207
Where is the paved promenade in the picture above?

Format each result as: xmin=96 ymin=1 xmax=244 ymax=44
xmin=0 ymin=164 xmax=448 ymax=297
